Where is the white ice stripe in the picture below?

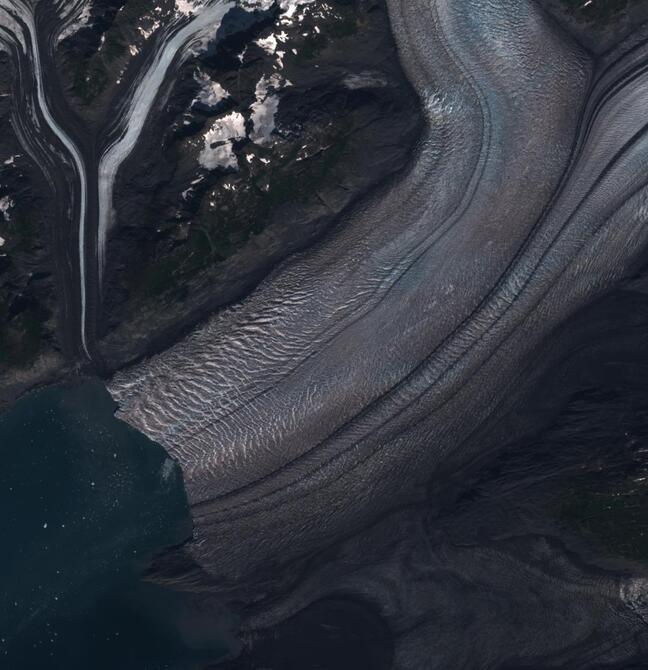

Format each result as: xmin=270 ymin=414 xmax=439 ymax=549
xmin=22 ymin=8 xmax=91 ymax=357
xmin=96 ymin=0 xmax=233 ymax=287
xmin=57 ymin=0 xmax=92 ymax=44
xmin=55 ymin=0 xmax=84 ymax=20
xmin=0 ymin=4 xmax=26 ymax=51
xmin=1 ymin=1 xmax=89 ymax=355
xmin=55 ymin=0 xmax=86 ymax=24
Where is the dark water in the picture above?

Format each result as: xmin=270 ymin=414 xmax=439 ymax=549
xmin=0 ymin=381 xmax=234 ymax=670
xmin=218 ymin=598 xmax=393 ymax=670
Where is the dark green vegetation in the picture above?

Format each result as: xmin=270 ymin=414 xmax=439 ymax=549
xmin=558 ymin=465 xmax=648 ymax=563
xmin=543 ymin=369 xmax=648 ymax=564
xmin=553 ymin=391 xmax=648 ymax=564
xmin=0 ymin=188 xmax=59 ymax=371
xmin=130 ymin=117 xmax=354 ymax=301
xmin=0 ymin=381 xmax=235 ymax=669
xmin=121 ymin=1 xmax=371 ymax=303
xmin=62 ymin=0 xmax=176 ymax=109
xmin=0 ymin=205 xmax=54 ymax=369
xmin=543 ymin=387 xmax=648 ymax=563
xmin=450 ymin=366 xmax=648 ymax=567
xmin=0 ymin=299 xmax=49 ymax=367
xmin=99 ymin=0 xmax=422 ymax=365
xmin=0 ymin=53 xmax=58 ymax=373
xmin=542 ymin=384 xmax=648 ymax=564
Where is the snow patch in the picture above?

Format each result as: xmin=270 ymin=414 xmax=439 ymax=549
xmin=255 ymin=33 xmax=277 ymax=54
xmin=280 ymin=0 xmax=315 ymax=19
xmin=175 ymin=0 xmax=203 ymax=15
xmin=199 ymin=112 xmax=247 ymax=170
xmin=239 ymin=0 xmax=314 ymax=20
xmin=0 ymin=195 xmax=14 ymax=220
xmin=239 ymin=0 xmax=274 ymax=10
xmin=250 ymin=74 xmax=290 ymax=146
xmin=194 ymin=70 xmax=230 ymax=110
xmin=138 ymin=19 xmax=161 ymax=40
xmin=250 ymin=95 xmax=280 ymax=146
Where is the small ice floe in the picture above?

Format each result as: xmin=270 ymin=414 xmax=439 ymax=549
xmin=3 ymin=156 xmax=15 ymax=166
xmin=199 ymin=112 xmax=246 ymax=170
xmin=193 ymin=70 xmax=230 ymax=111
xmin=344 ymin=71 xmax=388 ymax=90
xmin=0 ymin=236 xmax=5 ymax=248
xmin=161 ymin=458 xmax=175 ymax=482
xmin=250 ymin=74 xmax=290 ymax=146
